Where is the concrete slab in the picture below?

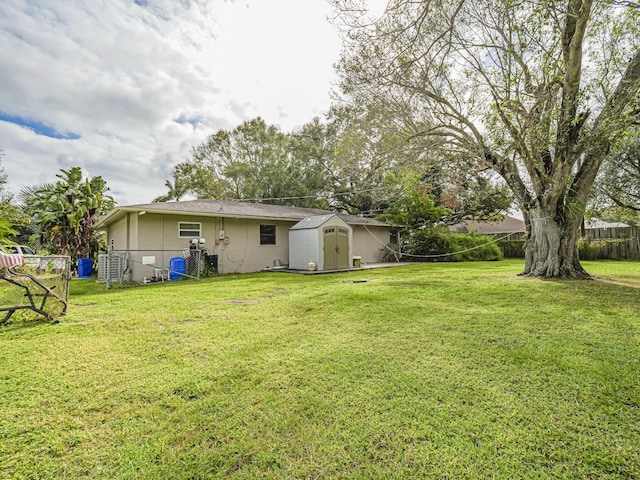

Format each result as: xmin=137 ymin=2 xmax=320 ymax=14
xmin=263 ymin=262 xmax=415 ymax=275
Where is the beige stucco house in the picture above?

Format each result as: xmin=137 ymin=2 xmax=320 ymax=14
xmin=95 ymin=199 xmax=395 ymax=282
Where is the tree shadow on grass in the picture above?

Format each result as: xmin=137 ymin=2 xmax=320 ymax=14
xmin=0 ymin=315 xmax=56 ymax=332
xmin=541 ymin=275 xmax=640 ymax=313
xmin=591 ymin=275 xmax=640 ymax=290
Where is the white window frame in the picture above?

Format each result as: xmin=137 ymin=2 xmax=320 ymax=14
xmin=178 ymin=221 xmax=202 ymax=238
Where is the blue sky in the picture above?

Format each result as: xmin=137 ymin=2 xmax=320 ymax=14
xmin=0 ymin=112 xmax=80 ymax=140
xmin=0 ymin=0 xmax=385 ymax=205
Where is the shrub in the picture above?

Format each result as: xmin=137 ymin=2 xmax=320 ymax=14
xmin=449 ymin=233 xmax=503 ymax=261
xmin=578 ymin=238 xmax=638 ymax=260
xmin=403 ymin=225 xmax=453 ymax=260
xmin=497 ymin=239 xmax=526 ymax=258
xmin=391 ymin=226 xmax=502 ymax=262
xmin=578 ymin=238 xmax=601 ymax=260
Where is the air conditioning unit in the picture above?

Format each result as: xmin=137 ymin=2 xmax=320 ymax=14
xmin=97 ymin=253 xmax=128 ymax=283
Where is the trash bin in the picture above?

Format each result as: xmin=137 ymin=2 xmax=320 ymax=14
xmin=353 ymin=256 xmax=361 ymax=268
xmin=205 ymin=253 xmax=218 ymax=273
xmin=169 ymin=257 xmax=186 ymax=280
xmin=78 ymin=258 xmax=93 ymax=278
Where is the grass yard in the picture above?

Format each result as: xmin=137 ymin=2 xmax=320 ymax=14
xmin=1 ymin=260 xmax=639 ymax=479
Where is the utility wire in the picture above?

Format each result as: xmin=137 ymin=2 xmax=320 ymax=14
xmin=229 ymin=186 xmax=389 ymax=204
xmin=364 ymin=226 xmax=519 ymax=259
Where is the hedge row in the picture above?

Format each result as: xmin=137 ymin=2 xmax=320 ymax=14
xmin=388 ymin=227 xmax=503 ymax=262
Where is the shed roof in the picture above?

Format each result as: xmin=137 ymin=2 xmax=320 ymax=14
xmin=96 ymin=199 xmax=390 ymax=229
xmin=290 ymin=214 xmax=350 ymax=231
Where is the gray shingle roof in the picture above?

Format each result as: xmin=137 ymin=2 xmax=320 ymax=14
xmin=450 ymin=215 xmax=526 ymax=234
xmin=97 ymin=199 xmax=390 ymax=228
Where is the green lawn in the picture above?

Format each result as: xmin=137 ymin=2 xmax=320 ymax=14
xmin=1 ymin=260 xmax=639 ymax=479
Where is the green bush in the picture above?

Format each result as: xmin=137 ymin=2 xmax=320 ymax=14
xmin=578 ymin=238 xmax=637 ymax=260
xmin=449 ymin=233 xmax=503 ymax=261
xmin=390 ymin=226 xmax=502 ymax=262
xmin=404 ymin=225 xmax=453 ymax=260
xmin=578 ymin=238 xmax=601 ymax=260
xmin=497 ymin=239 xmax=526 ymax=258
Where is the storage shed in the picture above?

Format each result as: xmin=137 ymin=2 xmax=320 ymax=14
xmin=289 ymin=215 xmax=353 ymax=271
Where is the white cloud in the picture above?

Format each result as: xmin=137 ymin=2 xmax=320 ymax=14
xmin=0 ymin=0 xmax=345 ymax=205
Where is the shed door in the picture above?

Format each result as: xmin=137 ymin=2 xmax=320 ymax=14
xmin=323 ymin=226 xmax=349 ymax=270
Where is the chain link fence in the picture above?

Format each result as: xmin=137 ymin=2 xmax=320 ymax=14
xmin=99 ymin=248 xmax=218 ymax=289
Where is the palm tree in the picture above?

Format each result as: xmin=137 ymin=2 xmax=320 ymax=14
xmin=0 ymin=218 xmax=18 ymax=244
xmin=152 ymin=179 xmax=188 ymax=203
xmin=20 ymin=168 xmax=115 ymax=265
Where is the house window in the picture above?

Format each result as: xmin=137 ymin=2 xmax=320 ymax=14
xmin=179 ymin=222 xmax=201 ymax=238
xmin=260 ymin=224 xmax=276 ymax=245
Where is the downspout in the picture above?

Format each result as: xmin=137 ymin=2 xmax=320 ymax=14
xmin=126 ymin=213 xmax=131 ymax=251
xmin=126 ymin=213 xmax=132 ymax=283
xmin=219 ymin=218 xmax=224 ymax=274
xmin=161 ymin=215 xmax=165 ymax=273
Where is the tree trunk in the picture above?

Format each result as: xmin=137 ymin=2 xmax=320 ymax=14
xmin=521 ymin=209 xmax=590 ymax=278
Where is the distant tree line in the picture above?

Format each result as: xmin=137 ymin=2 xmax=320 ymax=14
xmin=159 ymin=113 xmax=514 ymax=224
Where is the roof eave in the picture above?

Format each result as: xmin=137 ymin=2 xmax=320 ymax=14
xmin=95 ymin=206 xmax=322 ymax=229
xmin=95 ymin=203 xmax=394 ymax=230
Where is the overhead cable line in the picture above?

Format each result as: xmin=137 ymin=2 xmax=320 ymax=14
xmin=364 ymin=226 xmax=519 ymax=260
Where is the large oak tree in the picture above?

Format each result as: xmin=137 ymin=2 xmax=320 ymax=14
xmin=593 ymin=136 xmax=640 ymax=222
xmin=334 ymin=0 xmax=640 ymax=277
xmin=172 ymin=118 xmax=330 ymax=208
xmin=309 ymin=103 xmax=512 ymax=218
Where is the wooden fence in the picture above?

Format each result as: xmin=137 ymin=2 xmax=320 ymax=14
xmin=494 ymin=226 xmax=640 ymax=260
xmin=579 ymin=226 xmax=640 ymax=260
